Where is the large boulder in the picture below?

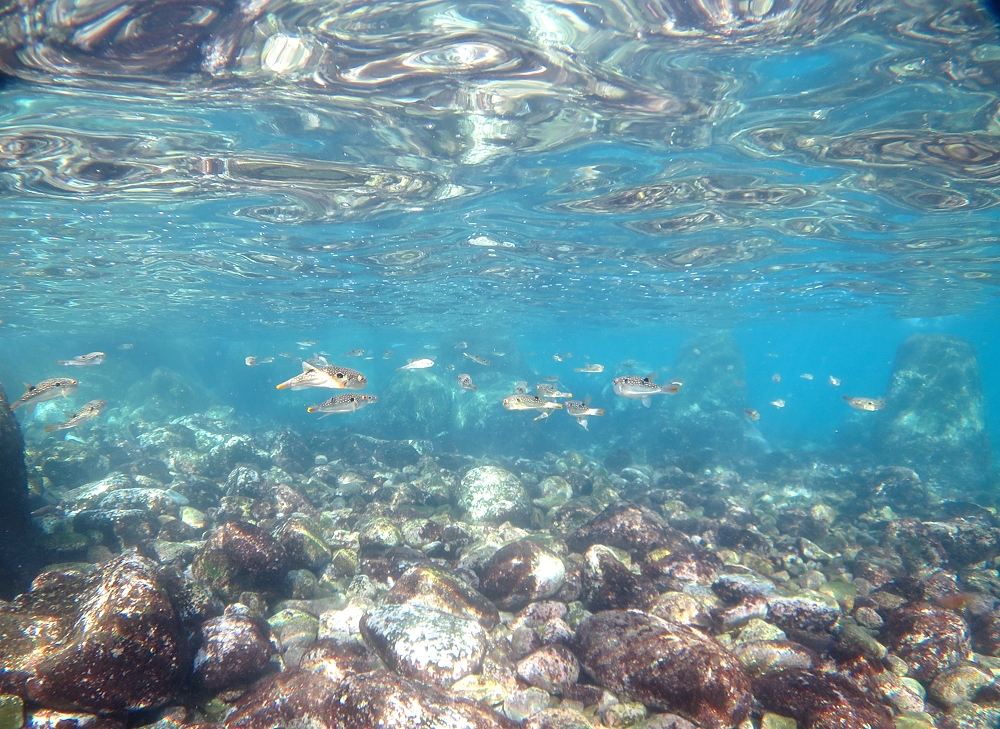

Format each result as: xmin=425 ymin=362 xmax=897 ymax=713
xmin=0 ymin=554 xmax=186 ymax=712
xmin=872 ymin=334 xmax=991 ymax=490
xmin=0 ymin=383 xmax=44 ymax=600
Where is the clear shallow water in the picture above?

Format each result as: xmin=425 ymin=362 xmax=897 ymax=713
xmin=0 ymin=0 xmax=998 ymax=460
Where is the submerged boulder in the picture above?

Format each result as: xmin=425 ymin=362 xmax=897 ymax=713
xmin=0 ymin=383 xmax=44 ymax=599
xmin=458 ymin=466 xmax=531 ymax=527
xmin=872 ymin=334 xmax=991 ymax=489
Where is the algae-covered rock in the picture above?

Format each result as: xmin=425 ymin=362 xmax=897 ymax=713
xmin=458 ymin=466 xmax=530 ymax=526
xmin=873 ymin=334 xmax=991 ymax=489
xmin=192 ymin=520 xmax=289 ymax=601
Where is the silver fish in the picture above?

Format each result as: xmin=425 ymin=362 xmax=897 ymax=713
xmin=536 ymin=383 xmax=572 ymax=399
xmin=457 ymin=374 xmax=477 ymax=391
xmin=307 ymin=393 xmax=378 ymax=417
xmin=398 ymin=358 xmax=435 ymax=370
xmin=276 ymin=361 xmax=367 ymax=390
xmin=58 ymin=352 xmax=105 ymax=366
xmin=463 ymin=352 xmax=491 ymax=366
xmin=11 ymin=378 xmax=78 ymax=413
xmin=296 ymin=339 xmax=319 ymax=349
xmin=344 ymin=349 xmax=365 ymax=357
xmin=503 ymin=394 xmax=563 ymax=412
xmin=245 ymin=356 xmax=274 ymax=366
xmin=613 ymin=374 xmax=681 ymax=407
xmin=574 ymin=363 xmax=604 ymax=373
xmin=46 ymin=399 xmax=106 ymax=433
xmin=564 ymin=397 xmax=604 ymax=430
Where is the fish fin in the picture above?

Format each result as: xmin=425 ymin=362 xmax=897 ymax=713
xmin=579 ymin=419 xmax=589 ymax=430
xmin=661 ymin=383 xmax=680 ymax=394
xmin=642 ymin=396 xmax=651 ymax=408
xmin=318 ymin=412 xmax=335 ymax=419
xmin=842 ymin=395 xmax=852 ymax=402
xmin=583 ymin=395 xmax=591 ymax=406
xmin=23 ymin=382 xmax=35 ymax=392
xmin=44 ymin=424 xmax=58 ymax=433
xmin=594 ymin=409 xmax=605 ymax=416
xmin=646 ymin=372 xmax=658 ymax=382
xmin=26 ymin=403 xmax=36 ymax=416
xmin=302 ymin=361 xmax=318 ymax=372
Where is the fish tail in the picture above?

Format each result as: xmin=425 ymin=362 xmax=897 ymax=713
xmin=44 ymin=424 xmax=58 ymax=433
xmin=594 ymin=409 xmax=605 ymax=416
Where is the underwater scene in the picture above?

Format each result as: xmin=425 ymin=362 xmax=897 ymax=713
xmin=2 ymin=1 xmax=1000 ymax=729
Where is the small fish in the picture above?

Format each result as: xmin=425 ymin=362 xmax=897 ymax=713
xmin=766 ymin=352 xmax=779 ymax=358
xmin=457 ymin=374 xmax=477 ymax=391
xmin=770 ymin=399 xmax=786 ymax=408
xmin=744 ymin=408 xmax=760 ymax=421
xmin=423 ymin=344 xmax=439 ymax=350
xmin=536 ymin=383 xmax=572 ymax=399
xmin=552 ymin=354 xmax=564 ymax=362
xmin=534 ymin=410 xmax=554 ymax=421
xmin=829 ymin=376 xmax=841 ymax=387
xmin=296 ymin=339 xmax=319 ymax=349
xmin=800 ymin=373 xmax=814 ymax=380
xmin=344 ymin=349 xmax=365 ymax=357
xmin=445 ymin=364 xmax=455 ymax=371
xmin=276 ymin=361 xmax=367 ymax=390
xmin=398 ymin=358 xmax=435 ymax=370
xmin=45 ymin=399 xmax=106 ymax=433
xmin=574 ymin=363 xmax=604 ymax=373
xmin=692 ymin=348 xmax=701 ymax=355
xmin=613 ymin=374 xmax=681 ymax=407
xmin=544 ymin=375 xmax=561 ymax=382
xmin=307 ymin=393 xmax=378 ymax=417
xmin=463 ymin=353 xmax=491 ymax=366
xmin=514 ymin=381 xmax=529 ymax=394
xmin=502 ymin=394 xmax=564 ymax=412
xmin=118 ymin=343 xmax=133 ymax=350
xmin=772 ymin=373 xmax=781 ymax=383
xmin=383 ymin=350 xmax=394 ymax=359
xmin=492 ymin=350 xmax=506 ymax=357
xmin=58 ymin=352 xmax=105 ymax=366
xmin=279 ymin=352 xmax=298 ymax=360
xmin=455 ymin=342 xmax=469 ymax=349
xmin=245 ymin=356 xmax=274 ymax=366
xmin=565 ymin=398 xmax=604 ymax=430
xmin=843 ymin=395 xmax=885 ymax=411
xmin=11 ymin=378 xmax=79 ymax=413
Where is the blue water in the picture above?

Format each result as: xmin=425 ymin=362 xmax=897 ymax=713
xmin=1 ymin=0 xmax=999 ymax=470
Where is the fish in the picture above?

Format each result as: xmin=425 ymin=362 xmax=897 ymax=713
xmin=344 ymin=349 xmax=365 ymax=357
xmin=744 ymin=408 xmax=760 ymax=421
xmin=502 ymin=394 xmax=564 ymax=412
xmin=457 ymin=374 xmax=477 ymax=391
xmin=58 ymin=352 xmax=105 ymax=366
xmin=565 ymin=397 xmax=604 ymax=430
xmin=552 ymin=354 xmax=564 ymax=362
xmin=829 ymin=376 xmax=841 ymax=387
xmin=772 ymin=373 xmax=781 ymax=383
xmin=534 ymin=410 xmax=554 ymax=421
xmin=11 ymin=378 xmax=79 ymax=413
xmin=536 ymin=383 xmax=572 ymax=399
xmin=770 ymin=399 xmax=786 ymax=408
xmin=800 ymin=373 xmax=814 ymax=380
xmin=397 ymin=358 xmax=435 ymax=370
xmin=307 ymin=393 xmax=378 ymax=417
xmin=574 ymin=363 xmax=604 ymax=373
xmin=843 ymin=395 xmax=885 ymax=411
xmin=45 ymin=399 xmax=106 ymax=433
xmin=382 ymin=350 xmax=394 ymax=359
xmin=245 ymin=356 xmax=274 ymax=366
xmin=276 ymin=361 xmax=367 ymax=390
xmin=279 ymin=352 xmax=298 ymax=360
xmin=455 ymin=342 xmax=469 ymax=349
xmin=514 ymin=381 xmax=529 ymax=394
xmin=445 ymin=364 xmax=455 ymax=371
xmin=492 ymin=350 xmax=506 ymax=357
xmin=463 ymin=353 xmax=491 ymax=366
xmin=118 ymin=343 xmax=133 ymax=350
xmin=296 ymin=340 xmax=319 ymax=349
xmin=613 ymin=374 xmax=681 ymax=407
xmin=423 ymin=344 xmax=439 ymax=350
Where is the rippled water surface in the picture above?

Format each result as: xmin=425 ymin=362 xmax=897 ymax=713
xmin=1 ymin=0 xmax=998 ymax=331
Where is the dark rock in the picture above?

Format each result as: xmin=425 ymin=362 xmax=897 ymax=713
xmin=581 ymin=545 xmax=654 ymax=612
xmin=223 ymin=670 xmax=339 ymax=729
xmin=360 ymin=603 xmax=489 ymax=688
xmin=516 ymin=645 xmax=580 ymax=695
xmin=192 ymin=521 xmax=288 ymax=601
xmin=269 ymin=430 xmax=311 ymax=474
xmin=568 ymin=502 xmax=691 ymax=561
xmin=872 ymin=334 xmax=991 ymax=490
xmin=0 ymin=383 xmax=44 ymax=599
xmin=384 ymin=564 xmax=499 ymax=628
xmin=884 ymin=516 xmax=1000 ymax=570
xmin=882 ymin=602 xmax=970 ymax=683
xmin=643 ymin=549 xmax=724 ymax=592
xmin=574 ymin=610 xmax=752 ymax=729
xmin=478 ymin=540 xmax=566 ymax=611
xmin=0 ymin=554 xmax=185 ymax=712
xmin=856 ymin=467 xmax=930 ymax=516
xmin=272 ymin=516 xmax=331 ymax=572
xmin=193 ymin=604 xmax=272 ymax=691
xmin=373 ymin=440 xmax=422 ymax=469
xmin=603 ymin=449 xmax=633 ymax=472
xmin=766 ymin=596 xmax=841 ymax=633
xmin=299 ymin=638 xmax=380 ymax=683
xmin=753 ymin=668 xmax=893 ymax=729
xmin=225 ymin=466 xmax=263 ymax=498
xmin=712 ymin=573 xmax=778 ymax=603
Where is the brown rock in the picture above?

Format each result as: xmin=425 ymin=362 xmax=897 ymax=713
xmin=568 ymin=502 xmax=691 ymax=560
xmin=753 ymin=669 xmax=892 ymax=729
xmin=882 ymin=602 xmax=970 ymax=683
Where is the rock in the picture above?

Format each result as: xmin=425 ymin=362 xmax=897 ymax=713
xmin=478 ymin=540 xmax=566 ymax=611
xmin=0 ymin=383 xmax=44 ymax=600
xmin=882 ymin=602 xmax=971 ymax=683
xmin=643 ymin=549 xmax=724 ymax=592
xmin=269 ymin=609 xmax=318 ymax=667
xmin=299 ymin=638 xmax=380 ymax=683
xmin=574 ymin=610 xmax=752 ymax=729
xmin=731 ymin=640 xmax=817 ymax=677
xmin=193 ymin=605 xmax=272 ymax=691
xmin=458 ymin=467 xmax=530 ymax=527
xmin=223 ymin=671 xmax=340 ymax=729
xmin=929 ymin=664 xmax=993 ymax=708
xmin=0 ymin=695 xmax=23 ymax=729
xmin=516 ymin=645 xmax=580 ymax=695
xmin=884 ymin=516 xmax=1000 ymax=570
xmin=568 ymin=502 xmax=691 ymax=561
xmin=272 ymin=516 xmax=331 ymax=572
xmin=766 ymin=595 xmax=841 ymax=633
xmin=872 ymin=334 xmax=991 ymax=490
xmin=192 ymin=521 xmax=289 ymax=601
xmin=524 ymin=708 xmax=594 ymax=729
xmin=503 ymin=688 xmax=552 ymax=722
xmin=384 ymin=564 xmax=499 ymax=628
xmin=24 ymin=708 xmax=124 ymax=729
xmin=224 ymin=467 xmax=262 ymax=498
xmin=0 ymin=554 xmax=185 ymax=712
xmin=269 ymin=430 xmax=311 ymax=474
xmin=753 ymin=669 xmax=893 ymax=729
xmin=582 ymin=544 xmax=654 ymax=612
xmin=360 ymin=603 xmax=489 ymax=688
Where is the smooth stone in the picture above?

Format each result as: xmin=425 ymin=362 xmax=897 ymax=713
xmin=503 ymin=687 xmax=552 ymax=722
xmin=360 ymin=603 xmax=489 ymax=688
xmin=479 ymin=539 xmax=565 ymax=611
xmin=515 ymin=645 xmax=580 ymax=696
xmin=731 ymin=640 xmax=817 ymax=677
xmin=574 ymin=610 xmax=752 ymax=729
xmin=193 ymin=605 xmax=272 ymax=691
xmin=928 ymin=664 xmax=993 ymax=708
xmin=384 ymin=563 xmax=499 ymax=628
xmin=299 ymin=638 xmax=380 ymax=683
xmin=458 ymin=467 xmax=531 ymax=527
xmin=0 ymin=695 xmax=23 ymax=729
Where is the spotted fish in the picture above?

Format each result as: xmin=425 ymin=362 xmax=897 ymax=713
xmin=58 ymin=352 xmax=105 ymax=366
xmin=276 ymin=361 xmax=367 ymax=390
xmin=565 ymin=398 xmax=604 ymax=430
xmin=11 ymin=378 xmax=78 ymax=413
xmin=613 ymin=374 xmax=681 ymax=407
xmin=502 ymin=394 xmax=564 ymax=412
xmin=843 ymin=395 xmax=885 ymax=411
xmin=457 ymin=374 xmax=477 ymax=391
xmin=307 ymin=393 xmax=378 ymax=417
xmin=45 ymin=399 xmax=106 ymax=433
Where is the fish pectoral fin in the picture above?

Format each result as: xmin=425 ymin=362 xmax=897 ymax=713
xmin=44 ymin=424 xmax=58 ymax=433
xmin=25 ymin=403 xmax=36 ymax=416
xmin=641 ymin=396 xmax=651 ymax=408
xmin=301 ymin=361 xmax=315 ymax=372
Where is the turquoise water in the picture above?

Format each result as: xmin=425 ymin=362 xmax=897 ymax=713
xmin=1 ymin=0 xmax=999 ymax=463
